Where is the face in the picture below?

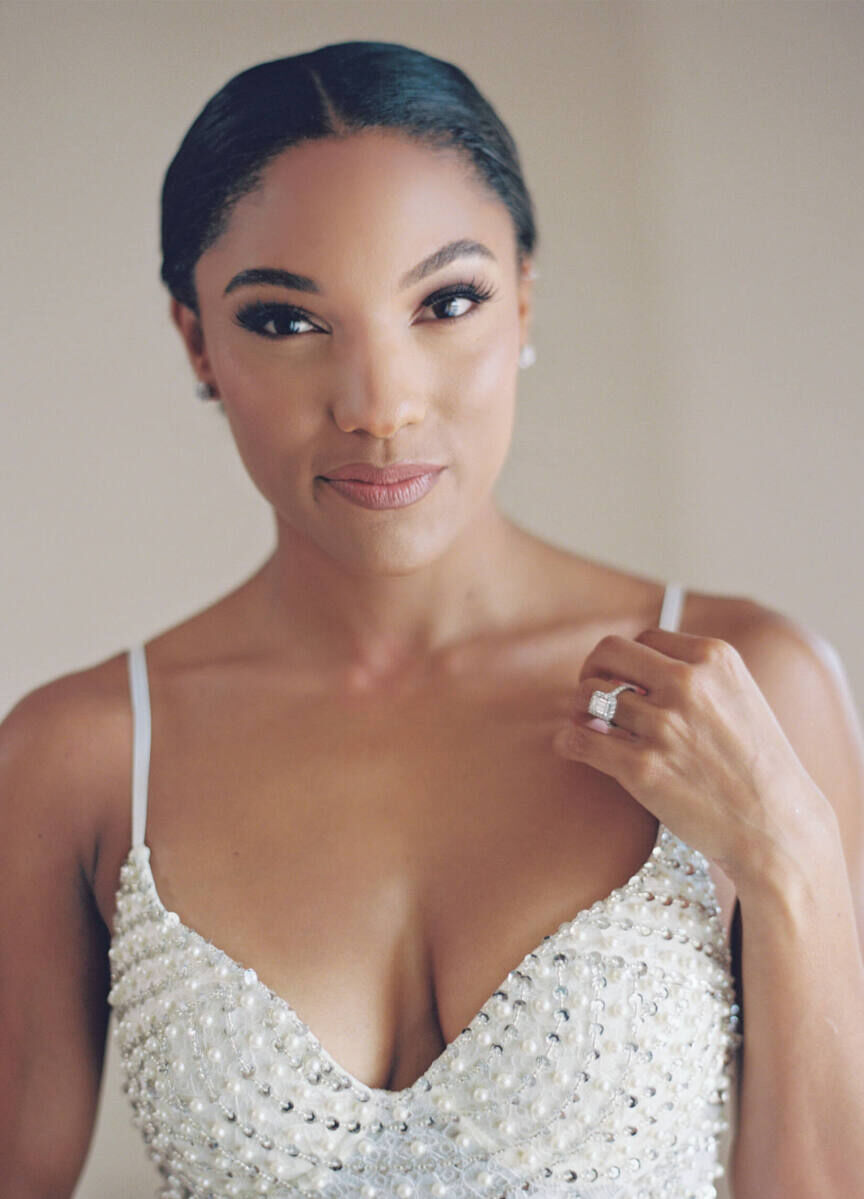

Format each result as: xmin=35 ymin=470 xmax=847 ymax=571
xmin=173 ymin=130 xmax=535 ymax=576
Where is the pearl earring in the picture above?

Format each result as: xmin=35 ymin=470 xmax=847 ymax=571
xmin=195 ymin=380 xmax=215 ymax=400
xmin=518 ymin=344 xmax=537 ymax=370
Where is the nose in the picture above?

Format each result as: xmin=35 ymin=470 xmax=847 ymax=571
xmin=330 ymin=334 xmax=427 ymax=437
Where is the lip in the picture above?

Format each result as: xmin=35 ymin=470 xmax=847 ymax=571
xmin=321 ymin=469 xmax=444 ymax=510
xmin=322 ymin=462 xmax=445 ymax=484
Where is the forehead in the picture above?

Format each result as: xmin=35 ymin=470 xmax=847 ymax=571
xmin=198 ymin=129 xmax=515 ymax=287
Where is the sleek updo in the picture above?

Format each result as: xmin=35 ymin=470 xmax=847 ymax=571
xmin=160 ymin=40 xmax=538 ymax=314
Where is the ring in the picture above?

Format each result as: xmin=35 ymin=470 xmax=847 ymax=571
xmin=587 ymin=682 xmax=640 ymax=727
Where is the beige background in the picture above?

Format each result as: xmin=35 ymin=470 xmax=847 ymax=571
xmin=1 ymin=1 xmax=861 ymax=1195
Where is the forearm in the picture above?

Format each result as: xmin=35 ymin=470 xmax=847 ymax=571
xmin=729 ymin=791 xmax=864 ymax=1198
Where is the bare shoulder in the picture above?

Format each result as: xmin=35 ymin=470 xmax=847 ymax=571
xmin=683 ymin=587 xmax=864 ymax=936
xmin=0 ymin=651 xmax=134 ymax=885
xmin=685 ymin=588 xmax=863 ymax=822
xmin=0 ymin=655 xmax=134 ymax=1188
xmin=0 ymin=581 xmax=241 ymax=870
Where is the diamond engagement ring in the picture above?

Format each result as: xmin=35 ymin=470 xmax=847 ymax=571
xmin=587 ymin=682 xmax=641 ymax=727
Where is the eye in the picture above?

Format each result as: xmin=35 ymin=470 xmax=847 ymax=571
xmin=232 ymin=277 xmax=498 ymax=340
xmin=428 ymin=295 xmax=474 ymax=320
xmin=421 ymin=278 xmax=498 ymax=323
xmin=233 ymin=302 xmax=320 ymax=339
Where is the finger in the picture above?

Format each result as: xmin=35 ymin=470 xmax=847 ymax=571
xmin=579 ymin=631 xmax=693 ymax=690
xmin=634 ymin=626 xmax=722 ymax=665
xmin=552 ymin=715 xmax=642 ymax=782
xmin=553 ymin=706 xmax=636 ymax=766
xmin=575 ymin=676 xmax=653 ymax=738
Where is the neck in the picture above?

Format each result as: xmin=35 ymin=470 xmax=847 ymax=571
xmin=256 ymin=499 xmax=531 ymax=680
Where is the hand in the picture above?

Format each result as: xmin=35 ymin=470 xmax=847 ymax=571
xmin=552 ymin=627 xmax=822 ymax=881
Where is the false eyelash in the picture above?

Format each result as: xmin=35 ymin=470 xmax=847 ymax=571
xmin=232 ymin=276 xmax=498 ymax=339
xmin=422 ymin=277 xmax=498 ymax=309
xmin=232 ymin=301 xmax=319 ymax=338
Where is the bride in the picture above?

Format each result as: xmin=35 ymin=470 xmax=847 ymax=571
xmin=2 ymin=39 xmax=863 ymax=1199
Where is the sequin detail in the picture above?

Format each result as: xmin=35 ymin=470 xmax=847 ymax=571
xmin=108 ymin=824 xmax=741 ymax=1198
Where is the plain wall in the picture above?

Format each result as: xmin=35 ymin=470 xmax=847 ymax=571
xmin=1 ymin=3 xmax=861 ymax=1196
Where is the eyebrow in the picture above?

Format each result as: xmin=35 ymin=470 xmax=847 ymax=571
xmin=222 ymin=238 xmax=497 ymax=297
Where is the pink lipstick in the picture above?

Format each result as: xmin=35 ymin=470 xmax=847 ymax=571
xmin=320 ymin=462 xmax=445 ymax=510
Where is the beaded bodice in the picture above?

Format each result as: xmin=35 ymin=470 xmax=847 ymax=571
xmin=107 ymin=582 xmax=742 ymax=1198
xmin=108 ymin=822 xmax=740 ymax=1199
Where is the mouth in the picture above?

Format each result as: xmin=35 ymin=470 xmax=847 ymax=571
xmin=319 ymin=466 xmax=445 ymax=511
xmin=321 ymin=462 xmax=445 ymax=485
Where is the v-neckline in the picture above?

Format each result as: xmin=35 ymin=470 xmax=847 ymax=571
xmin=116 ymin=817 xmax=669 ymax=1099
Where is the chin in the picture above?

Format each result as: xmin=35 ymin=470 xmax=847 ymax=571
xmin=323 ymin=519 xmax=461 ymax=577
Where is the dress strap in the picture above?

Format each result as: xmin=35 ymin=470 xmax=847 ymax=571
xmin=126 ymin=644 xmax=152 ymax=850
xmin=658 ymin=580 xmax=685 ymax=632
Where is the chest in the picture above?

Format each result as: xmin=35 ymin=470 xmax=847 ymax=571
xmin=108 ymin=821 xmax=738 ymax=1196
xmin=99 ymin=652 xmax=734 ymax=1093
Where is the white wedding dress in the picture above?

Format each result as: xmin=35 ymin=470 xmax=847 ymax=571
xmin=108 ymin=581 xmax=741 ymax=1198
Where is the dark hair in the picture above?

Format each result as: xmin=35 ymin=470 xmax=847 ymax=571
xmin=160 ymin=41 xmax=538 ymax=313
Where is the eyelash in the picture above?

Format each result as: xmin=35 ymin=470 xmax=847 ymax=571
xmin=232 ymin=277 xmax=498 ymax=340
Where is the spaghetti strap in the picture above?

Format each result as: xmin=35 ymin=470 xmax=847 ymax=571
xmin=126 ymin=644 xmax=152 ymax=850
xmin=658 ymin=580 xmax=685 ymax=632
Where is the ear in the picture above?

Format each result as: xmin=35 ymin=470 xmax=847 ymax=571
xmin=516 ymin=258 xmax=537 ymax=349
xmin=170 ymin=298 xmax=219 ymax=396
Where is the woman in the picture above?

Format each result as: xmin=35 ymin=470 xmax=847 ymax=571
xmin=2 ymin=39 xmax=863 ymax=1199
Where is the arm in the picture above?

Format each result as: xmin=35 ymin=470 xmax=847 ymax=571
xmin=0 ymin=682 xmax=112 ymax=1198
xmin=723 ymin=608 xmax=864 ymax=1199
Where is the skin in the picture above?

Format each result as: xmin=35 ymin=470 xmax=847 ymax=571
xmin=3 ymin=127 xmax=863 ymax=1195
xmin=177 ymin=130 xmax=532 ymax=662
xmin=146 ymin=128 xmax=717 ymax=1087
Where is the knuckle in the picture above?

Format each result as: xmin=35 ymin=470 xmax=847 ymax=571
xmin=699 ymin=636 xmax=737 ymax=666
xmin=670 ymin=660 xmax=702 ymax=702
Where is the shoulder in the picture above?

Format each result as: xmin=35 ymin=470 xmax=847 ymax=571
xmin=684 ymin=588 xmax=864 ymax=931
xmin=0 ymin=651 xmax=134 ymax=884
xmin=682 ymin=587 xmax=862 ymax=800
xmin=684 ymin=588 xmax=860 ymax=778
xmin=684 ymin=587 xmax=841 ymax=672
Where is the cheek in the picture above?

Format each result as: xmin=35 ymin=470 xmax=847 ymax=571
xmin=471 ymin=331 xmax=519 ymax=394
xmin=212 ymin=362 xmax=319 ymax=501
xmin=444 ymin=329 xmax=519 ymax=457
xmin=210 ymin=328 xmax=305 ymax=418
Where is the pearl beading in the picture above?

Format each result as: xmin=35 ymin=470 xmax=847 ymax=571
xmin=108 ymin=824 xmax=741 ymax=1198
